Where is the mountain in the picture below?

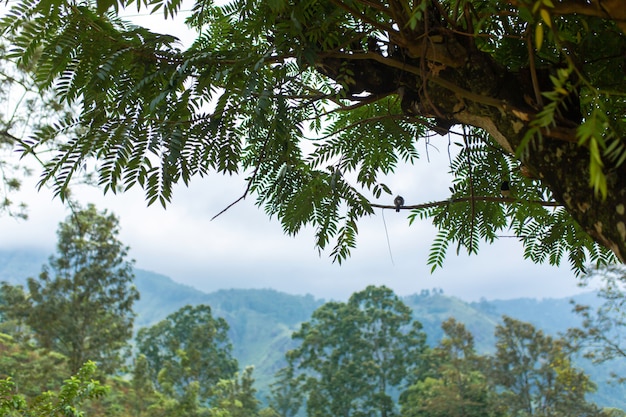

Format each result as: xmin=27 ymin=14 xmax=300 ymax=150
xmin=0 ymin=249 xmax=624 ymax=409
xmin=132 ymin=273 xmax=325 ymax=392
xmin=0 ymin=249 xmax=48 ymax=284
xmin=133 ymin=269 xmax=210 ymax=328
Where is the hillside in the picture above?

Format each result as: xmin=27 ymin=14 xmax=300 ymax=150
xmin=131 ymin=274 xmax=626 ymax=409
xmin=1 ymin=249 xmax=624 ymax=409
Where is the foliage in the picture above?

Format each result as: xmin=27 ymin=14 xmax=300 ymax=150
xmin=208 ymin=367 xmax=262 ymax=417
xmin=409 ymin=129 xmax=615 ymax=273
xmin=135 ymin=304 xmax=239 ymax=404
xmin=489 ymin=316 xmax=601 ymax=417
xmin=0 ymin=43 xmax=42 ymax=219
xmin=0 ymin=276 xmax=624 ymax=416
xmin=282 ymin=285 xmax=427 ymax=417
xmin=267 ymin=363 xmax=304 ymax=417
xmin=0 ymin=378 xmax=26 ymax=416
xmin=568 ymin=265 xmax=626 ymax=383
xmin=0 ymin=32 xmax=81 ymax=219
xmin=0 ymin=203 xmax=139 ymax=374
xmin=124 ymin=306 xmax=270 ymax=417
xmin=0 ymin=0 xmax=625 ymax=268
xmin=0 ymin=360 xmax=107 ymax=417
xmin=0 ymin=333 xmax=69 ymax=401
xmin=401 ymin=318 xmax=502 ymax=417
xmin=401 ymin=316 xmax=606 ymax=417
xmin=0 ymin=284 xmax=32 ymax=341
xmin=0 ymin=43 xmax=28 ymax=218
xmin=5 ymin=256 xmax=626 ymax=409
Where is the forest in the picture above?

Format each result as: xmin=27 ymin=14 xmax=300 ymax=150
xmin=1 ymin=0 xmax=626 ymax=416
xmin=0 ymin=206 xmax=626 ymax=416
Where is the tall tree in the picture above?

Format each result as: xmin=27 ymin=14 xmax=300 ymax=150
xmin=135 ymin=304 xmax=239 ymax=405
xmin=567 ymin=265 xmax=626 ymax=383
xmin=267 ymin=361 xmax=305 ymax=417
xmin=401 ymin=318 xmax=502 ymax=417
xmin=1 ymin=0 xmax=625 ymax=270
xmin=0 ymin=204 xmax=139 ymax=374
xmin=489 ymin=316 xmax=600 ymax=417
xmin=284 ymin=285 xmax=426 ymax=417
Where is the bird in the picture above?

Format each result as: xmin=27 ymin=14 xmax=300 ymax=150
xmin=500 ymin=181 xmax=511 ymax=198
xmin=394 ymin=195 xmax=404 ymax=212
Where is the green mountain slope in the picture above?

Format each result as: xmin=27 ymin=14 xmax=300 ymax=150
xmin=133 ymin=269 xmax=209 ymax=327
xmin=0 ymin=249 xmax=48 ymax=284
xmin=130 ymin=272 xmax=325 ymax=394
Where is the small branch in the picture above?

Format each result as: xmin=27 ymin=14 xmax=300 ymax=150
xmin=371 ymin=195 xmax=562 ymax=210
xmin=211 ymin=135 xmax=272 ymax=221
xmin=541 ymin=126 xmax=578 ymax=143
xmin=210 ymin=193 xmax=248 ymax=221
xmin=307 ymin=114 xmax=407 ymax=142
xmin=0 ymin=129 xmax=19 ymax=145
xmin=526 ymin=28 xmax=544 ymax=109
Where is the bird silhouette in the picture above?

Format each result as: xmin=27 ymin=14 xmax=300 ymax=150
xmin=394 ymin=195 xmax=404 ymax=212
xmin=500 ymin=181 xmax=510 ymax=198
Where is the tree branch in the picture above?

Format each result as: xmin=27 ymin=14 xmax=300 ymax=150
xmin=371 ymin=195 xmax=562 ymax=211
xmin=210 ymin=135 xmax=272 ymax=221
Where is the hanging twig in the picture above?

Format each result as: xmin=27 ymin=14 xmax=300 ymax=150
xmin=211 ymin=135 xmax=271 ymax=221
xmin=381 ymin=208 xmax=395 ymax=265
xmin=462 ymin=125 xmax=476 ymax=249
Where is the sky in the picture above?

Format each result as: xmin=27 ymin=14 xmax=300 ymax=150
xmin=0 ymin=2 xmax=595 ymax=302
xmin=0 ymin=142 xmax=589 ymax=302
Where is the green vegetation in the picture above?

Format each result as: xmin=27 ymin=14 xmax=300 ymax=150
xmin=401 ymin=318 xmax=501 ymax=417
xmin=0 ymin=42 xmax=58 ymax=220
xmin=0 ymin=361 xmax=107 ymax=417
xmin=400 ymin=316 xmax=603 ymax=417
xmin=2 ymin=1 xmax=626 ymax=411
xmin=2 ymin=1 xmax=626 ymax=410
xmin=282 ymin=286 xmax=427 ymax=417
xmin=272 ymin=290 xmax=606 ymax=417
xmin=4 ymin=248 xmax=626 ymax=409
xmin=567 ymin=266 xmax=626 ymax=383
xmin=490 ymin=316 xmax=600 ymax=417
xmin=1 ymin=0 xmax=625 ymax=271
xmin=0 ymin=333 xmax=69 ymax=401
xmin=0 ymin=204 xmax=139 ymax=374
xmin=2 ymin=244 xmax=626 ymax=415
xmin=136 ymin=304 xmax=238 ymax=404
xmin=1 ymin=268 xmax=625 ymax=416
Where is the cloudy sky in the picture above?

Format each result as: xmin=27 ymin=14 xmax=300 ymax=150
xmin=0 ymin=141 xmax=588 ymax=302
xmin=0 ymin=3 xmax=592 ymax=302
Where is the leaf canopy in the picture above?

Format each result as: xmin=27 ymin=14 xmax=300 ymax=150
xmin=1 ymin=0 xmax=625 ymax=270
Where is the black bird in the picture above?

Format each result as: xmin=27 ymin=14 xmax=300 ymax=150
xmin=394 ymin=195 xmax=404 ymax=212
xmin=500 ymin=181 xmax=510 ymax=198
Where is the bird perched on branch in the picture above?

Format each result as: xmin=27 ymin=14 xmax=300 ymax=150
xmin=500 ymin=181 xmax=510 ymax=198
xmin=394 ymin=195 xmax=404 ymax=212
